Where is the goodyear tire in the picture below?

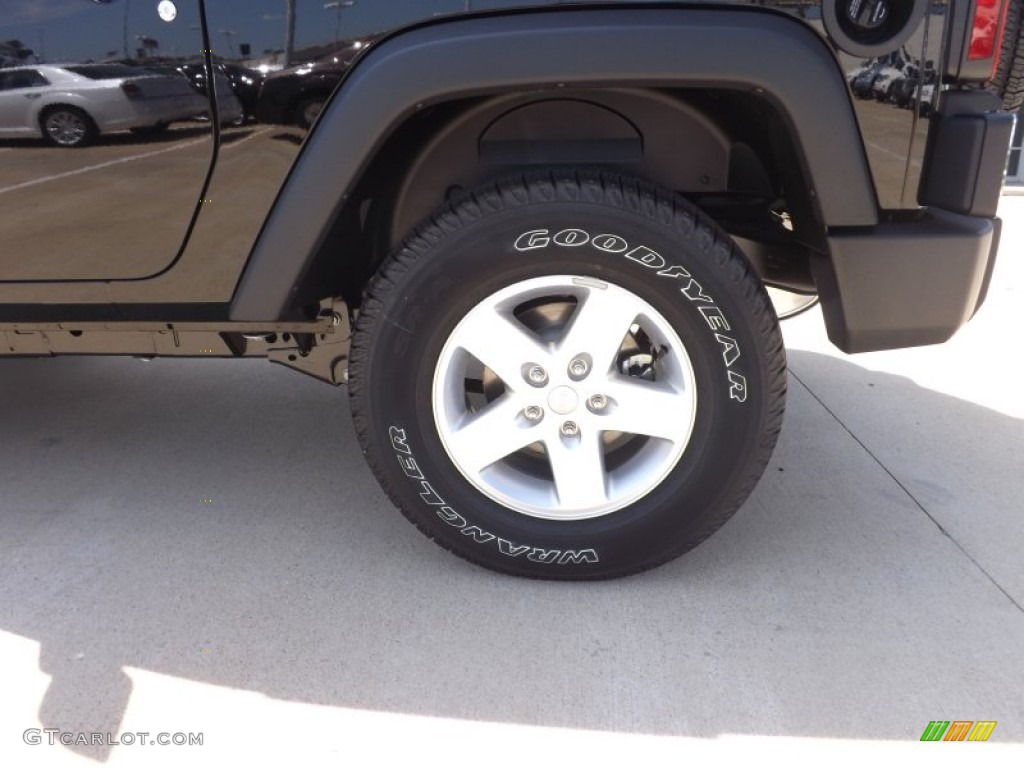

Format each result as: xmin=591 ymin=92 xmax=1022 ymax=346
xmin=990 ymin=0 xmax=1024 ymax=111
xmin=350 ymin=170 xmax=786 ymax=579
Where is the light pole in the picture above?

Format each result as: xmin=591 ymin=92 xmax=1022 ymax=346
xmin=86 ymin=0 xmax=131 ymax=59
xmin=218 ymin=28 xmax=237 ymax=56
xmin=123 ymin=0 xmax=130 ymax=60
xmin=324 ymin=1 xmax=356 ymax=45
xmin=284 ymin=0 xmax=296 ymax=67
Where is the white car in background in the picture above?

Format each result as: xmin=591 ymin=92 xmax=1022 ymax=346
xmin=0 ymin=63 xmax=240 ymax=147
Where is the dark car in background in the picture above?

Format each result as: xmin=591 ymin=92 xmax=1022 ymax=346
xmin=888 ymin=60 xmax=938 ymax=110
xmin=849 ymin=49 xmax=910 ymax=100
xmin=180 ymin=62 xmax=263 ymax=122
xmin=255 ymin=38 xmax=373 ymax=128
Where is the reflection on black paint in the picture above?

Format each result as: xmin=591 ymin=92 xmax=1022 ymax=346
xmin=0 ymin=2 xmax=213 ymax=281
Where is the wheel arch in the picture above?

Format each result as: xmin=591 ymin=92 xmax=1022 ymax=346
xmin=36 ymin=99 xmax=94 ymax=128
xmin=230 ymin=6 xmax=878 ymax=321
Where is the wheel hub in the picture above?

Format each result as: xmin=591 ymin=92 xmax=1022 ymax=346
xmin=547 ymin=385 xmax=579 ymax=415
xmin=47 ymin=112 xmax=85 ymax=146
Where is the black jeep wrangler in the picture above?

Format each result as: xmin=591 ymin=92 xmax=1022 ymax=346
xmin=0 ymin=0 xmax=1018 ymax=579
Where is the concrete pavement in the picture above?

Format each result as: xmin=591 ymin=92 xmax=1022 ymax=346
xmin=0 ymin=199 xmax=1021 ymax=766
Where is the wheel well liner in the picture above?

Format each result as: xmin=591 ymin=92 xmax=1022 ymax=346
xmin=387 ymin=91 xmax=734 ymax=256
xmin=230 ymin=6 xmax=878 ymax=321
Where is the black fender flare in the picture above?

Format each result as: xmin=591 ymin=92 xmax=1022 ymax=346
xmin=231 ymin=6 xmax=878 ymax=320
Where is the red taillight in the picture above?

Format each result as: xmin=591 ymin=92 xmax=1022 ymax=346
xmin=968 ymin=0 xmax=1011 ymax=77
xmin=120 ymin=81 xmax=143 ymax=99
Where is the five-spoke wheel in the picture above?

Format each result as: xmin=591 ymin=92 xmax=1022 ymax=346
xmin=432 ymin=275 xmax=697 ymax=520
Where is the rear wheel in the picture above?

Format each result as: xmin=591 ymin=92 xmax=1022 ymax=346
xmin=350 ymin=171 xmax=786 ymax=579
xmin=294 ymin=96 xmax=325 ymax=129
xmin=41 ymin=106 xmax=96 ymax=148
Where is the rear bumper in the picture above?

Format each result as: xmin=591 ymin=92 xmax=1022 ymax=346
xmin=101 ymin=94 xmax=209 ymax=130
xmin=813 ymin=92 xmax=1009 ymax=354
xmin=812 ymin=208 xmax=1000 ymax=353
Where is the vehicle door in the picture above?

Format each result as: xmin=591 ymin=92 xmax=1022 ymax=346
xmin=0 ymin=69 xmax=50 ymax=135
xmin=0 ymin=0 xmax=215 ymax=282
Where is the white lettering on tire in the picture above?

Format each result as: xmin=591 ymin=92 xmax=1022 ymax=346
xmin=513 ymin=227 xmax=747 ymax=399
xmin=699 ymin=305 xmax=731 ymax=332
xmin=551 ymin=228 xmax=590 ymax=247
xmin=592 ymin=234 xmax=629 ymax=253
xmin=513 ymin=230 xmax=551 ymax=251
xmin=715 ymin=334 xmax=741 ymax=367
xmin=727 ymin=371 xmax=749 ymax=403
xmin=388 ymin=426 xmax=600 ymax=566
xmin=624 ymin=246 xmax=666 ymax=269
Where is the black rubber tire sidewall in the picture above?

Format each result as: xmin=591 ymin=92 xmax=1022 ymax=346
xmin=353 ymin=176 xmax=783 ymax=579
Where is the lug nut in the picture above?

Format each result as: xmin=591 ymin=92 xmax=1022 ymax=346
xmin=587 ymin=394 xmax=607 ymax=412
xmin=561 ymin=420 xmax=579 ymax=437
xmin=525 ymin=365 xmax=548 ymax=386
xmin=568 ymin=357 xmax=589 ymax=378
xmin=524 ymin=405 xmax=543 ymax=423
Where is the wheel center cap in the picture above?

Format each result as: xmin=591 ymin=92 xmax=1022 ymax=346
xmin=548 ymin=385 xmax=579 ymax=415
